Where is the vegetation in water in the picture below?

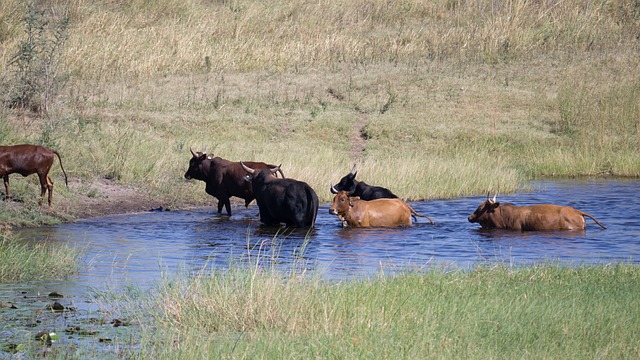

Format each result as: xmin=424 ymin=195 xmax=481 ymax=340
xmin=0 ymin=225 xmax=82 ymax=281
xmin=22 ymin=263 xmax=638 ymax=359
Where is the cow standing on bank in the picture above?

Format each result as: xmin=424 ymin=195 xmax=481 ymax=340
xmin=241 ymin=163 xmax=318 ymax=227
xmin=330 ymin=190 xmax=434 ymax=227
xmin=0 ymin=144 xmax=68 ymax=206
xmin=468 ymin=194 xmax=606 ymax=231
xmin=184 ymin=149 xmax=284 ymax=216
xmin=330 ymin=164 xmax=398 ymax=200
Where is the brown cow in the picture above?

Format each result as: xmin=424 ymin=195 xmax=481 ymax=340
xmin=184 ymin=148 xmax=285 ymax=216
xmin=468 ymin=193 xmax=606 ymax=231
xmin=0 ymin=144 xmax=68 ymax=206
xmin=329 ymin=191 xmax=435 ymax=228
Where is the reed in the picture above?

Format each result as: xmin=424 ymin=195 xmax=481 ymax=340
xmin=0 ymin=225 xmax=82 ymax=281
xmin=86 ymin=262 xmax=640 ymax=359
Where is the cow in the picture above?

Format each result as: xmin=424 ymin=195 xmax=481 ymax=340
xmin=0 ymin=144 xmax=68 ymax=206
xmin=468 ymin=193 xmax=607 ymax=231
xmin=330 ymin=164 xmax=398 ymax=200
xmin=329 ymin=190 xmax=434 ymax=228
xmin=184 ymin=149 xmax=285 ymax=216
xmin=241 ymin=163 xmax=318 ymax=227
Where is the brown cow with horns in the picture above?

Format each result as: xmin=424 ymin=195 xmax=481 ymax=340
xmin=468 ymin=193 xmax=606 ymax=231
xmin=184 ymin=148 xmax=285 ymax=216
xmin=330 ymin=190 xmax=435 ymax=228
xmin=0 ymin=144 xmax=68 ymax=206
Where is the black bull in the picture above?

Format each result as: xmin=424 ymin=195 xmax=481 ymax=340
xmin=184 ymin=150 xmax=284 ymax=216
xmin=330 ymin=165 xmax=398 ymax=200
xmin=241 ymin=163 xmax=319 ymax=227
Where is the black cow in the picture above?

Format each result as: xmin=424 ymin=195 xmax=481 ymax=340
xmin=184 ymin=149 xmax=284 ymax=216
xmin=330 ymin=164 xmax=398 ymax=200
xmin=241 ymin=163 xmax=318 ymax=227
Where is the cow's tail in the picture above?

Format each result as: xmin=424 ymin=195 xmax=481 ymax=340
xmin=53 ymin=150 xmax=68 ymax=188
xmin=579 ymin=211 xmax=607 ymax=229
xmin=408 ymin=205 xmax=435 ymax=225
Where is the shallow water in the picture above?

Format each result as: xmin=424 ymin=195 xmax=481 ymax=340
xmin=1 ymin=179 xmax=639 ymax=355
xmin=13 ymin=179 xmax=640 ymax=289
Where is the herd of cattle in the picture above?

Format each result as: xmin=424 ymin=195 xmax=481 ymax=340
xmin=0 ymin=144 xmax=607 ymax=231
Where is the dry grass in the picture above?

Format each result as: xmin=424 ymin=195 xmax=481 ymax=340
xmin=0 ymin=0 xmax=638 ymax=219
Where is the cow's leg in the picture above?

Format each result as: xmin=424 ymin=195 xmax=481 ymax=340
xmin=3 ymin=175 xmax=10 ymax=201
xmin=46 ymin=175 xmax=54 ymax=206
xmin=216 ymin=199 xmax=224 ymax=213
xmin=37 ymin=173 xmax=50 ymax=206
xmin=222 ymin=197 xmax=232 ymax=216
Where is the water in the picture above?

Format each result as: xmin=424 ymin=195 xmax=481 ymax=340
xmin=2 ymin=179 xmax=639 ymax=355
xmin=13 ymin=179 xmax=640 ymax=289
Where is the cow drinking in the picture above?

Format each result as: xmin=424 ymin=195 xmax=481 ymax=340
xmin=241 ymin=163 xmax=318 ymax=227
xmin=468 ymin=193 xmax=606 ymax=231
xmin=184 ymin=148 xmax=284 ymax=216
xmin=0 ymin=144 xmax=68 ymax=206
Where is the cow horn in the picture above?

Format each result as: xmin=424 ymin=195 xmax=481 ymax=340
xmin=269 ymin=164 xmax=282 ymax=174
xmin=492 ymin=193 xmax=498 ymax=203
xmin=241 ymin=162 xmax=255 ymax=174
xmin=330 ymin=183 xmax=338 ymax=194
xmin=190 ymin=147 xmax=196 ymax=157
xmin=350 ymin=164 xmax=357 ymax=175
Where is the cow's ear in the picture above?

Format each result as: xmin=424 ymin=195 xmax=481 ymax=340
xmin=490 ymin=202 xmax=500 ymax=209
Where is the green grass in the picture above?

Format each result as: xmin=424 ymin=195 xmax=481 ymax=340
xmin=0 ymin=226 xmax=82 ymax=281
xmin=80 ymin=263 xmax=640 ymax=359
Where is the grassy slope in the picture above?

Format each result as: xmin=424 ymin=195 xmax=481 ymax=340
xmin=0 ymin=0 xmax=638 ymax=223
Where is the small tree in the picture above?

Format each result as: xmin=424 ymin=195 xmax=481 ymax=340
xmin=5 ymin=3 xmax=69 ymax=115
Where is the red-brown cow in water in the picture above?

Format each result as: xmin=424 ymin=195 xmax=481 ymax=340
xmin=468 ymin=193 xmax=606 ymax=231
xmin=0 ymin=144 xmax=68 ymax=206
xmin=184 ymin=149 xmax=285 ymax=216
xmin=329 ymin=190 xmax=434 ymax=228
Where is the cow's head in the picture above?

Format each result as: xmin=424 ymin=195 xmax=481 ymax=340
xmin=184 ymin=147 xmax=213 ymax=181
xmin=329 ymin=191 xmax=358 ymax=216
xmin=330 ymin=164 xmax=358 ymax=194
xmin=468 ymin=193 xmax=500 ymax=224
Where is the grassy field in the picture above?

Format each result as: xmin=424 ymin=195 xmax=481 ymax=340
xmin=0 ymin=0 xmax=638 ymax=225
xmin=25 ymin=263 xmax=634 ymax=359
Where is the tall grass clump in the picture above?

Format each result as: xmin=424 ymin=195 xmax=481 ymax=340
xmin=2 ymin=2 xmax=70 ymax=114
xmin=111 ymin=263 xmax=640 ymax=359
xmin=546 ymin=76 xmax=640 ymax=176
xmin=0 ymin=225 xmax=82 ymax=281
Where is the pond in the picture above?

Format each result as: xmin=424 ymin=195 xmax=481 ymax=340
xmin=1 ymin=179 xmax=639 ymax=355
xmin=11 ymin=179 xmax=640 ymax=286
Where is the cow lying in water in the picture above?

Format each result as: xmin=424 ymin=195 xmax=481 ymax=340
xmin=329 ymin=191 xmax=434 ymax=228
xmin=0 ymin=144 xmax=68 ymax=206
xmin=330 ymin=164 xmax=398 ymax=200
xmin=468 ymin=194 xmax=606 ymax=231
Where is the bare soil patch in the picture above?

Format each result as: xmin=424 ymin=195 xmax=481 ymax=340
xmin=55 ymin=179 xmax=170 ymax=220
